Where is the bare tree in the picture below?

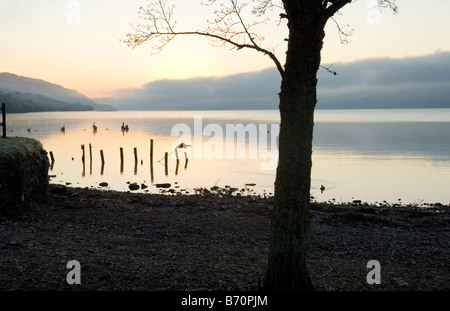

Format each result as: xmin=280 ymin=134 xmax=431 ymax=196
xmin=123 ymin=0 xmax=398 ymax=291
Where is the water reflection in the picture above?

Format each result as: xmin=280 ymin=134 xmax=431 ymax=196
xmin=5 ymin=109 xmax=450 ymax=204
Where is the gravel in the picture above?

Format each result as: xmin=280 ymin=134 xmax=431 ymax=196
xmin=0 ymin=184 xmax=448 ymax=291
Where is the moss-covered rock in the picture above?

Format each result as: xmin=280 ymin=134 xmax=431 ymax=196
xmin=0 ymin=137 xmax=49 ymax=217
xmin=0 ymin=137 xmax=44 ymax=163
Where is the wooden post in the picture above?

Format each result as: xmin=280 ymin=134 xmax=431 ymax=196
xmin=1 ymin=103 xmax=5 ymax=138
xmin=120 ymin=147 xmax=124 ymax=173
xmin=150 ymin=139 xmax=154 ymax=163
xmin=89 ymin=144 xmax=93 ymax=175
xmin=81 ymin=144 xmax=85 ymax=163
xmin=1 ymin=103 xmax=6 ymax=138
xmin=164 ymin=152 xmax=168 ymax=176
xmin=134 ymin=147 xmax=138 ymax=175
xmin=100 ymin=149 xmax=105 ymax=175
xmin=49 ymin=151 xmax=55 ymax=171
xmin=150 ymin=140 xmax=154 ymax=182
xmin=81 ymin=144 xmax=85 ymax=177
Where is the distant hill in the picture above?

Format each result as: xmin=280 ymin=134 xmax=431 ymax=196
xmin=0 ymin=72 xmax=114 ymax=113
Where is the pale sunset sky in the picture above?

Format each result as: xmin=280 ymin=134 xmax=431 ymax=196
xmin=1 ymin=0 xmax=449 ymax=98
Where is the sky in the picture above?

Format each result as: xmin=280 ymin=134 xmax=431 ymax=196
xmin=1 ymin=0 xmax=450 ymax=100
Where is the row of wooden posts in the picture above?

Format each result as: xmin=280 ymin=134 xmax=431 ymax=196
xmin=49 ymin=139 xmax=189 ymax=178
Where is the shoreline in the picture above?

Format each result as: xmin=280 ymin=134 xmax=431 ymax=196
xmin=0 ymin=184 xmax=448 ymax=291
xmin=50 ymin=180 xmax=450 ymax=209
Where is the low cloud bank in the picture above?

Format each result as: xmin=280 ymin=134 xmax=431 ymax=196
xmin=96 ymin=51 xmax=450 ymax=110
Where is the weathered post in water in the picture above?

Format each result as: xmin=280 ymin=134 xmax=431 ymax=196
xmin=81 ymin=144 xmax=85 ymax=177
xmin=120 ymin=147 xmax=124 ymax=174
xmin=150 ymin=139 xmax=154 ymax=182
xmin=184 ymin=149 xmax=189 ymax=169
xmin=1 ymin=103 xmax=6 ymax=138
xmin=134 ymin=147 xmax=138 ymax=174
xmin=150 ymin=139 xmax=153 ymax=163
xmin=164 ymin=152 xmax=168 ymax=176
xmin=81 ymin=144 xmax=85 ymax=164
xmin=49 ymin=151 xmax=55 ymax=170
xmin=100 ymin=150 xmax=105 ymax=175
xmin=89 ymin=144 xmax=93 ymax=175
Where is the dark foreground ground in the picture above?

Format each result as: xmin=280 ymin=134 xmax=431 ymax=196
xmin=0 ymin=184 xmax=448 ymax=292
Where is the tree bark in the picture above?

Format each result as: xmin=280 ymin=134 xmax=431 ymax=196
xmin=265 ymin=2 xmax=325 ymax=291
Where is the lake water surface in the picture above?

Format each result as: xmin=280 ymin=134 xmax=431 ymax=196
xmin=5 ymin=109 xmax=450 ymax=205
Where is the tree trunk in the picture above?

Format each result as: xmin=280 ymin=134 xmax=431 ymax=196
xmin=265 ymin=3 xmax=325 ymax=291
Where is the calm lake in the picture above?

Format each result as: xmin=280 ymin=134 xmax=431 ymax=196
xmin=5 ymin=109 xmax=450 ymax=205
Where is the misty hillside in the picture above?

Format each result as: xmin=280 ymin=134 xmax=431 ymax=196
xmin=0 ymin=72 xmax=113 ymax=113
xmin=0 ymin=90 xmax=94 ymax=113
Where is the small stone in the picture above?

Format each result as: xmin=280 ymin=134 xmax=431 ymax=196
xmin=99 ymin=182 xmax=108 ymax=187
xmin=394 ymin=278 xmax=409 ymax=287
xmin=128 ymin=183 xmax=140 ymax=191
xmin=156 ymin=183 xmax=171 ymax=188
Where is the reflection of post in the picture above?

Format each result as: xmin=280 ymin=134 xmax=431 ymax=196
xmin=164 ymin=152 xmax=168 ymax=176
xmin=184 ymin=151 xmax=189 ymax=169
xmin=175 ymin=159 xmax=179 ymax=175
xmin=100 ymin=162 xmax=105 ymax=175
xmin=120 ymin=147 xmax=124 ymax=174
xmin=100 ymin=150 xmax=105 ymax=165
xmin=150 ymin=139 xmax=154 ymax=182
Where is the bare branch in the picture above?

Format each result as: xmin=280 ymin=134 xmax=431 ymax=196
xmin=322 ymin=0 xmax=398 ymax=23
xmin=330 ymin=16 xmax=353 ymax=44
xmin=321 ymin=0 xmax=352 ymax=23
xmin=252 ymin=0 xmax=284 ymax=17
xmin=123 ymin=0 xmax=285 ymax=77
xmin=320 ymin=64 xmax=337 ymax=75
xmin=377 ymin=0 xmax=399 ymax=14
